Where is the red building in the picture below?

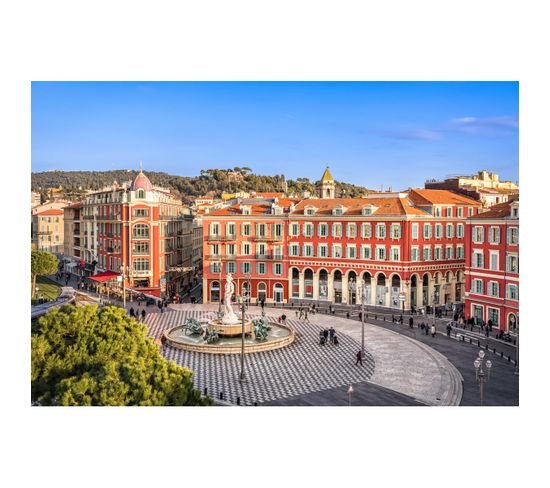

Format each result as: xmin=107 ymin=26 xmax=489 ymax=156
xmin=464 ymin=200 xmax=519 ymax=331
xmin=69 ymin=168 xmax=193 ymax=298
xmin=202 ymin=168 xmax=482 ymax=310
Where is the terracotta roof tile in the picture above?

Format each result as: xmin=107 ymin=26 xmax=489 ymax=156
xmin=36 ymin=209 xmax=64 ymax=216
xmin=409 ymin=189 xmax=481 ymax=206
xmin=469 ymin=201 xmax=517 ymax=219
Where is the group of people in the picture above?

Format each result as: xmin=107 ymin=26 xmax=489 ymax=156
xmin=55 ymin=270 xmax=71 ymax=286
xmin=418 ymin=322 xmax=437 ymax=337
xmin=277 ymin=314 xmax=287 ymax=324
xmin=129 ymin=307 xmax=147 ymax=322
xmin=296 ymin=307 xmax=310 ymax=321
xmin=319 ymin=326 xmax=339 ymax=346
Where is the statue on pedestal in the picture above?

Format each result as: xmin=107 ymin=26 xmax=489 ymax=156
xmin=221 ymin=274 xmax=239 ymax=324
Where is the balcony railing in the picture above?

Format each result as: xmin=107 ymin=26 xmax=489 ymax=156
xmin=206 ymin=235 xmax=236 ymax=242
xmin=37 ymin=230 xmax=53 ymax=235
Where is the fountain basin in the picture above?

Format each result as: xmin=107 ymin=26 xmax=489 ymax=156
xmin=162 ymin=320 xmax=295 ymax=354
xmin=207 ymin=317 xmax=253 ymax=337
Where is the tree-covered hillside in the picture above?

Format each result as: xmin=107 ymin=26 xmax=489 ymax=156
xmin=31 ymin=167 xmax=372 ymax=200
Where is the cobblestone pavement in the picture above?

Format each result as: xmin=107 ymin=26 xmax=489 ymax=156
xmin=145 ymin=308 xmax=375 ymax=405
xmin=143 ymin=304 xmax=461 ymax=406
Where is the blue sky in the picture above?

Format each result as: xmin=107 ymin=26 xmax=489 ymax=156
xmin=31 ymin=81 xmax=518 ymax=190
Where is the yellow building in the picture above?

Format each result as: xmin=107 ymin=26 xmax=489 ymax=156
xmin=32 ymin=208 xmax=65 ymax=254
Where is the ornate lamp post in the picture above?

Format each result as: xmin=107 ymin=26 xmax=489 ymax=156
xmin=239 ymin=292 xmax=246 ymax=383
xmin=359 ymin=282 xmax=367 ymax=360
xmin=474 ymin=350 xmax=492 ymax=406
xmin=347 ymin=385 xmax=354 ymax=406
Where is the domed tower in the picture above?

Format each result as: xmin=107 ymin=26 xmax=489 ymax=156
xmin=131 ymin=161 xmax=153 ymax=196
xmin=319 ymin=166 xmax=335 ymax=199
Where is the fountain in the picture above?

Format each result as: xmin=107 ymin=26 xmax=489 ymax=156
xmin=162 ymin=273 xmax=295 ymax=354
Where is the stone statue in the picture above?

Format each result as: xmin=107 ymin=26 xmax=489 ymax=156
xmin=253 ymin=316 xmax=269 ymax=341
xmin=183 ymin=317 xmax=203 ymax=335
xmin=221 ymin=273 xmax=239 ymax=324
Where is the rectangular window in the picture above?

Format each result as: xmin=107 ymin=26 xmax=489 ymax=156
xmin=376 ymin=223 xmax=386 ymax=238
xmin=490 ymin=252 xmax=499 ymax=271
xmin=473 ymin=279 xmax=483 ymax=294
xmin=446 ymin=224 xmax=454 ymax=238
xmin=241 ymin=262 xmax=251 ymax=274
xmin=332 ymin=245 xmax=342 ymax=258
xmin=361 ymin=245 xmax=372 ymax=260
xmin=488 ymin=307 xmax=500 ymax=326
xmin=133 ymin=242 xmax=149 ymax=254
xmin=508 ymin=227 xmax=519 ymax=245
xmin=318 ymin=245 xmax=328 ymax=257
xmin=376 ymin=246 xmax=386 ymax=261
xmin=457 ymin=207 xmax=463 ymax=218
xmin=241 ymin=223 xmax=251 ymax=236
xmin=361 ymin=223 xmax=372 ymax=238
xmin=390 ymin=223 xmax=401 ymax=239
xmin=256 ymin=223 xmax=266 ymax=237
xmin=435 ymin=224 xmax=442 ymax=239
xmin=346 ymin=223 xmax=357 ymax=238
xmin=468 ymin=207 xmax=474 ymax=217
xmin=488 ymin=282 xmax=499 ymax=297
xmin=423 ymin=224 xmax=431 ymax=239
xmin=210 ymin=223 xmax=220 ymax=236
xmin=290 ymin=223 xmax=299 ymax=236
xmin=456 ymin=246 xmax=464 ymax=259
xmin=423 ymin=246 xmax=431 ymax=261
xmin=411 ymin=247 xmax=419 ymax=261
xmin=273 ymin=263 xmax=283 ymax=275
xmin=133 ymin=258 xmax=149 ymax=271
xmin=411 ymin=223 xmax=419 ymax=240
xmin=332 ymin=223 xmax=342 ymax=238
xmin=473 ymin=251 xmax=484 ymax=268
xmin=257 ymin=262 xmax=266 ymax=274
xmin=489 ymin=226 xmax=500 ymax=244
xmin=390 ymin=247 xmax=400 ymax=261
xmin=304 ymin=223 xmax=314 ymax=237
xmin=446 ymin=207 xmax=452 ymax=217
xmin=434 ymin=247 xmax=442 ymax=260
xmin=318 ymin=223 xmax=328 ymax=237
xmin=506 ymin=255 xmax=519 ymax=273
xmin=226 ymin=223 xmax=236 ymax=237
xmin=457 ymin=224 xmax=464 ymax=238
xmin=473 ymin=226 xmax=484 ymax=243
xmin=303 ymin=244 xmax=314 ymax=257
xmin=347 ymin=245 xmax=357 ymax=259
xmin=242 ymin=242 xmax=251 ymax=255
xmin=445 ymin=246 xmax=453 ymax=260
xmin=273 ymin=223 xmax=283 ymax=238
xmin=507 ymin=284 xmax=519 ymax=300
xmin=134 ymin=208 xmax=149 ymax=217
xmin=289 ymin=244 xmax=299 ymax=256
xmin=226 ymin=262 xmax=236 ymax=274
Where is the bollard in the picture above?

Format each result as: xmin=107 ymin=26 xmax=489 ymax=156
xmin=254 ymin=402 xmax=258 ymax=406
xmin=493 ymin=348 xmax=496 ymax=354
xmin=469 ymin=338 xmax=472 ymax=344
xmin=508 ymin=355 xmax=511 ymax=362
xmin=477 ymin=340 xmax=480 ymax=347
xmin=462 ymin=335 xmax=465 ymax=342
xmin=220 ymin=392 xmax=224 ymax=400
xmin=383 ymin=316 xmax=386 ymax=321
xmin=237 ymin=397 xmax=241 ymax=405
xmin=204 ymin=387 xmax=208 ymax=396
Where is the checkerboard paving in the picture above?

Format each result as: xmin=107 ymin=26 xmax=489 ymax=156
xmin=144 ymin=310 xmax=375 ymax=405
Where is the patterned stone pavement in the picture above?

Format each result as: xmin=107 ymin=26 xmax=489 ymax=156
xmin=145 ymin=308 xmax=375 ymax=405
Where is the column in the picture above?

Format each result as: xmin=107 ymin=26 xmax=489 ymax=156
xmin=202 ymin=277 xmax=208 ymax=304
xmin=341 ymin=274 xmax=349 ymax=304
xmin=327 ymin=272 xmax=334 ymax=302
xmin=298 ymin=271 xmax=305 ymax=300
xmin=312 ymin=271 xmax=320 ymax=301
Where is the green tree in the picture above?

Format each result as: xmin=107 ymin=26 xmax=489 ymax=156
xmin=31 ymin=305 xmax=211 ymax=406
xmin=31 ymin=249 xmax=59 ymax=298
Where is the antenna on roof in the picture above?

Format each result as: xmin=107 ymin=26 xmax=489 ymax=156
xmin=139 ymin=160 xmax=143 ymax=173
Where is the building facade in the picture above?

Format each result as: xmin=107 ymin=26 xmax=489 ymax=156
xmin=32 ymin=208 xmax=65 ymax=254
xmin=202 ymin=170 xmax=482 ymax=309
xmin=66 ymin=169 xmax=194 ymax=298
xmin=464 ymin=200 xmax=519 ymax=331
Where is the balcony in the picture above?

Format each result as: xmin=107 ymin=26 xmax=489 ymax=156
xmin=206 ymin=254 xmax=236 ymax=260
xmin=37 ymin=230 xmax=53 ymax=235
xmin=83 ymin=215 xmax=95 ymax=220
xmin=206 ymin=235 xmax=236 ymax=242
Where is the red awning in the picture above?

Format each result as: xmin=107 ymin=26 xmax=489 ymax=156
xmin=89 ymin=271 xmax=121 ymax=282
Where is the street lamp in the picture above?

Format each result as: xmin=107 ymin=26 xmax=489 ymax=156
xmin=358 ymin=282 xmax=367 ymax=360
xmin=216 ymin=261 xmax=222 ymax=315
xmin=474 ymin=350 xmax=492 ymax=406
xmin=239 ymin=292 xmax=246 ymax=383
xmin=347 ymin=385 xmax=354 ymax=406
xmin=120 ymin=265 xmax=129 ymax=309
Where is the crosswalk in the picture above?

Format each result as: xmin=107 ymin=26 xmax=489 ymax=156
xmin=144 ymin=309 xmax=375 ymax=405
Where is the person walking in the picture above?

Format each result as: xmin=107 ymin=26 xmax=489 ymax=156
xmin=304 ymin=309 xmax=309 ymax=322
xmin=281 ymin=314 xmax=286 ymax=324
xmin=409 ymin=317 xmax=414 ymax=329
xmin=129 ymin=307 xmax=135 ymax=317
xmin=431 ymin=324 xmax=436 ymax=338
xmin=446 ymin=323 xmax=452 ymax=337
xmin=135 ymin=308 xmax=140 ymax=321
xmin=333 ymin=335 xmax=339 ymax=346
xmin=425 ymin=324 xmax=429 ymax=336
xmin=141 ymin=309 xmax=146 ymax=322
xmin=158 ymin=301 xmax=163 ymax=314
xmin=319 ymin=330 xmax=325 ymax=345
xmin=323 ymin=328 xmax=329 ymax=343
xmin=329 ymin=327 xmax=335 ymax=343
xmin=355 ymin=350 xmax=363 ymax=366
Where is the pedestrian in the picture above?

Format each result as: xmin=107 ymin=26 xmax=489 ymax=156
xmin=346 ymin=311 xmax=350 ymax=319
xmin=446 ymin=323 xmax=452 ymax=337
xmin=409 ymin=317 xmax=414 ymax=329
xmin=304 ymin=309 xmax=309 ymax=321
xmin=425 ymin=324 xmax=429 ymax=336
xmin=295 ymin=310 xmax=299 ymax=318
xmin=323 ymin=328 xmax=329 ymax=343
xmin=260 ymin=299 xmax=265 ymax=312
xmin=485 ymin=325 xmax=489 ymax=337
xmin=400 ymin=315 xmax=403 ymax=324
xmin=319 ymin=330 xmax=325 ymax=345
xmin=141 ymin=309 xmax=146 ymax=321
xmin=281 ymin=314 xmax=286 ymax=324
xmin=333 ymin=335 xmax=339 ymax=346
xmin=329 ymin=327 xmax=335 ymax=343
xmin=355 ymin=350 xmax=363 ymax=366
xmin=431 ymin=324 xmax=436 ymax=338
xmin=129 ymin=307 xmax=135 ymax=317
xmin=135 ymin=308 xmax=140 ymax=321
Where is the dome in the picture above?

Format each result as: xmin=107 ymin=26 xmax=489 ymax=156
xmin=131 ymin=168 xmax=153 ymax=192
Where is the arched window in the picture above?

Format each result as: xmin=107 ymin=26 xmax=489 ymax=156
xmin=136 ymin=189 xmax=145 ymax=199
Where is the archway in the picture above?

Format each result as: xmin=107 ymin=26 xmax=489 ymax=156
xmin=455 ymin=270 xmax=464 ymax=302
xmin=333 ymin=270 xmax=343 ymax=303
xmin=291 ymin=267 xmax=300 ymax=298
xmin=376 ymin=273 xmax=386 ymax=306
xmin=273 ymin=283 xmax=284 ymax=303
xmin=242 ymin=281 xmax=250 ymax=304
xmin=444 ymin=271 xmax=453 ymax=305
xmin=304 ymin=268 xmax=314 ymax=299
xmin=348 ymin=270 xmax=358 ymax=304
xmin=258 ymin=282 xmax=267 ymax=302
xmin=390 ymin=274 xmax=401 ymax=308
xmin=434 ymin=272 xmax=442 ymax=305
xmin=508 ymin=313 xmax=517 ymax=332
xmin=210 ymin=280 xmax=220 ymax=303
xmin=319 ymin=269 xmax=328 ymax=300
